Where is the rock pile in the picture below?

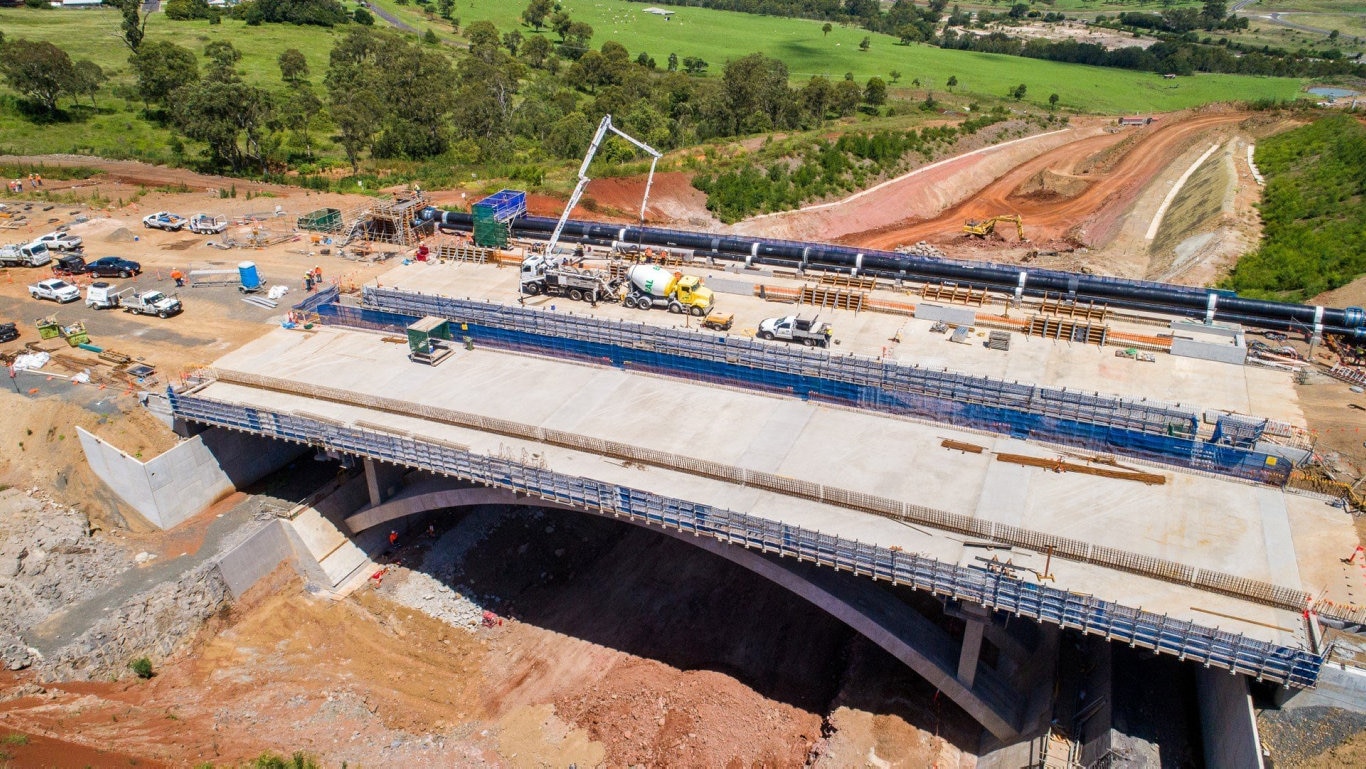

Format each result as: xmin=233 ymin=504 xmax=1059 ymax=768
xmin=895 ymin=241 xmax=946 ymax=258
xmin=0 ymin=488 xmax=131 ymax=671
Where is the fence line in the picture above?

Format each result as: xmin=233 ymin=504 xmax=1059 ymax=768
xmin=167 ymin=389 xmax=1323 ymax=688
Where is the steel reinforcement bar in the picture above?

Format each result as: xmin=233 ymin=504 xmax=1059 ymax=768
xmin=168 ymin=388 xmax=1321 ymax=688
xmin=356 ymin=289 xmax=1289 ymax=485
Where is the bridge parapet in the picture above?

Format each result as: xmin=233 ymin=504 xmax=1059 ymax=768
xmin=168 ymin=387 xmax=1323 ymax=689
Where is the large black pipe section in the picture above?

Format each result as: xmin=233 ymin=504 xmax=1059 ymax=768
xmin=422 ymin=208 xmax=1366 ymax=337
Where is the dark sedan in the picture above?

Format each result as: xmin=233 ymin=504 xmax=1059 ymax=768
xmin=0 ymin=322 xmax=17 ymax=344
xmin=86 ymin=256 xmax=142 ymax=278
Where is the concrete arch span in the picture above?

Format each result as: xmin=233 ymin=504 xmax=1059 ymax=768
xmin=345 ymin=476 xmax=1030 ymax=742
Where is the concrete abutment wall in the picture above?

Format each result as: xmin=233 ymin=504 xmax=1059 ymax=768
xmin=78 ymin=426 xmax=310 ymax=530
xmin=1198 ymin=668 xmax=1264 ymax=769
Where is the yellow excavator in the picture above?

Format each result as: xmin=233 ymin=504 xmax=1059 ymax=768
xmin=963 ymin=214 xmax=1026 ymax=240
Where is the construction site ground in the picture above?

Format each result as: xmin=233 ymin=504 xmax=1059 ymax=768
xmin=0 ymin=102 xmax=1364 ymax=766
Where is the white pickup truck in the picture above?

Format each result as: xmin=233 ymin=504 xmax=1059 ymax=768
xmin=35 ymin=231 xmax=82 ymax=252
xmin=142 ymin=211 xmax=186 ymax=231
xmin=757 ymin=314 xmax=833 ymax=347
xmin=0 ymin=241 xmax=52 ymax=268
xmin=29 ymin=278 xmax=81 ymax=303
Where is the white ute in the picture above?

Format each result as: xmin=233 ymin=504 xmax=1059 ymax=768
xmin=35 ymin=231 xmax=83 ymax=251
xmin=142 ymin=211 xmax=186 ymax=231
xmin=29 ymin=278 xmax=81 ymax=303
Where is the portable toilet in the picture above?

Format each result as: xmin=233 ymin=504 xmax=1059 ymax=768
xmin=238 ymin=261 xmax=261 ymax=293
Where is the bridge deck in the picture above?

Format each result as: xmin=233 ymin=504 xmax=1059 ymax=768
xmin=373 ymin=258 xmax=1305 ymax=426
xmin=196 ymin=323 xmax=1352 ymax=651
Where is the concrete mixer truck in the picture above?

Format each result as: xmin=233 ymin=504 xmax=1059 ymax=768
xmin=623 ymin=264 xmax=715 ymax=316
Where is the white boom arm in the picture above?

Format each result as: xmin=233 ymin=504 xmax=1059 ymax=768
xmin=544 ymin=114 xmax=662 ymax=262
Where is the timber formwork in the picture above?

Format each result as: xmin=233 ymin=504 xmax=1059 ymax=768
xmin=798 ymin=284 xmax=867 ymax=312
xmin=922 ymin=281 xmax=989 ymax=307
xmin=1028 ymin=316 xmax=1109 ymax=347
xmin=354 ymin=193 xmax=429 ymax=247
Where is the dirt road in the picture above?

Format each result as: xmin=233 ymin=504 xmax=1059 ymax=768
xmin=842 ymin=110 xmax=1256 ymax=251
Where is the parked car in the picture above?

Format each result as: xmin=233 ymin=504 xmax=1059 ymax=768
xmin=52 ymin=254 xmax=87 ymax=276
xmin=35 ymin=231 xmax=83 ymax=251
xmin=0 ymin=322 xmax=17 ymax=344
xmin=142 ymin=212 xmax=186 ymax=231
xmin=86 ymin=256 xmax=142 ymax=278
xmin=29 ymin=278 xmax=81 ymax=303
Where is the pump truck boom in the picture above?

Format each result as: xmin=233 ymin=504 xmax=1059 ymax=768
xmin=543 ymin=114 xmax=662 ymax=262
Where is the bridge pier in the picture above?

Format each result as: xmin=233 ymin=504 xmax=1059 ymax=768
xmin=363 ymin=457 xmax=406 ymax=508
xmin=957 ymin=603 xmax=990 ymax=689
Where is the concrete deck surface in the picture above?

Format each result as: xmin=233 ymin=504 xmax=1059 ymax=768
xmin=197 ymin=323 xmax=1359 ymax=650
xmin=371 ymin=258 xmax=1304 ymax=425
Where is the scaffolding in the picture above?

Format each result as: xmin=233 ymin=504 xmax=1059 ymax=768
xmin=350 ymin=192 xmax=430 ymax=247
xmin=472 ymin=190 xmax=526 ymax=248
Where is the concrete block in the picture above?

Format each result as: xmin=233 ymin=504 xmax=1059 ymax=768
xmin=915 ymin=303 xmax=978 ymax=327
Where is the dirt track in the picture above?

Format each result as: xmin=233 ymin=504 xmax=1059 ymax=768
xmin=842 ymin=110 xmax=1255 ymax=251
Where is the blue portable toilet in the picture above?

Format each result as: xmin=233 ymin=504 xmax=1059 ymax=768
xmin=238 ymin=261 xmax=261 ymax=293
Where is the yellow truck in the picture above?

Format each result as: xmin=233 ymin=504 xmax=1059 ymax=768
xmin=623 ymin=265 xmax=715 ymax=316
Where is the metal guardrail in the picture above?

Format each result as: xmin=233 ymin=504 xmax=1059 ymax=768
xmin=169 ymin=389 xmax=1322 ymax=688
xmin=207 ymin=367 xmax=1311 ymax=614
xmin=353 ymin=289 xmax=1290 ymax=485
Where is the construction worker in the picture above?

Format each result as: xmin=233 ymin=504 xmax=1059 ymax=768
xmin=303 ymin=272 xmax=314 ymax=292
xmin=171 ymin=269 xmax=185 ymax=287
xmin=34 ymin=173 xmax=41 ymax=187
xmin=313 ymin=265 xmax=323 ymax=283
xmin=388 ymin=530 xmax=398 ymax=547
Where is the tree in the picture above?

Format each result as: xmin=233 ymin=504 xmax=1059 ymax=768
xmin=946 ymin=75 xmax=957 ymax=91
xmin=721 ymin=53 xmax=792 ymax=134
xmin=667 ymin=52 xmax=678 ymax=72
xmin=561 ymin=21 xmax=593 ymax=59
xmin=465 ymin=21 xmax=501 ymax=53
xmin=889 ymin=70 xmax=901 ymax=84
xmin=1011 ymin=83 xmax=1027 ymax=100
xmin=353 ymin=7 xmax=374 ymax=24
xmin=864 ymin=76 xmax=886 ymax=106
xmin=0 ymin=39 xmax=77 ymax=114
xmin=522 ymin=0 xmax=552 ymax=31
xmin=165 ymin=0 xmax=214 ymax=20
xmin=800 ymin=75 xmax=831 ymax=125
xmin=822 ymin=22 xmax=832 ymax=37
xmin=174 ymin=78 xmax=273 ymax=171
xmin=503 ymin=30 xmax=522 ymax=57
xmin=833 ymin=79 xmax=862 ymax=116
xmin=279 ymin=82 xmax=324 ymax=159
xmin=278 ymin=48 xmax=309 ymax=86
xmin=1048 ymin=92 xmax=1059 ymax=110
xmin=111 ymin=0 xmax=149 ymax=53
xmin=858 ymin=36 xmax=871 ymax=52
xmin=1201 ymin=0 xmax=1226 ymax=27
xmin=437 ymin=0 xmax=454 ymax=20
xmin=423 ymin=28 xmax=440 ymax=45
xmin=1009 ymin=3 xmax=1029 ymax=19
xmin=551 ymin=10 xmax=572 ymax=40
xmin=70 ymin=60 xmax=106 ymax=108
xmin=522 ymin=34 xmax=551 ymax=68
xmin=131 ymin=41 xmax=200 ymax=110
xmin=204 ymin=41 xmax=242 ymax=82
xmin=682 ymin=56 xmax=707 ymax=75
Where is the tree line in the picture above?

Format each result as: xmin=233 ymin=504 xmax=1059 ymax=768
xmin=0 ymin=3 xmax=909 ymax=177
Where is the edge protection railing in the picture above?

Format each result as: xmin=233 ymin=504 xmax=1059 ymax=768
xmin=167 ymin=389 xmax=1322 ymax=688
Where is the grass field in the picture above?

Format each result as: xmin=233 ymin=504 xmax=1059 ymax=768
xmin=441 ymin=0 xmax=1303 ymax=112
xmin=0 ymin=10 xmax=344 ymax=162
